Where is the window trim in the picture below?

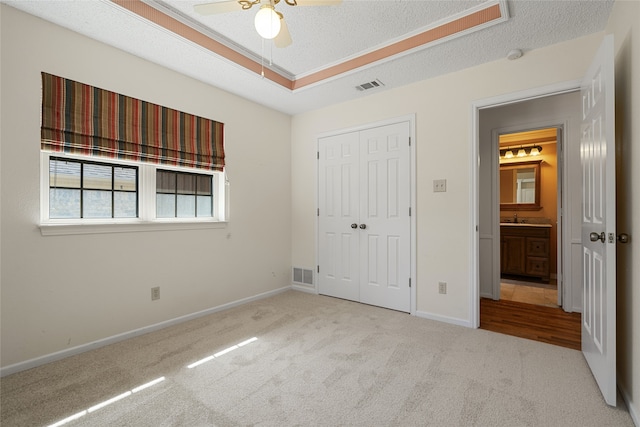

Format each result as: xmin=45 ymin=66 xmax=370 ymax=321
xmin=40 ymin=152 xmax=228 ymax=236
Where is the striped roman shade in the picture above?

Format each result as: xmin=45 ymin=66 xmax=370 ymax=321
xmin=41 ymin=72 xmax=225 ymax=171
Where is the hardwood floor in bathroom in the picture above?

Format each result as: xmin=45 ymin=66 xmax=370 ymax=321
xmin=480 ymin=281 xmax=581 ymax=350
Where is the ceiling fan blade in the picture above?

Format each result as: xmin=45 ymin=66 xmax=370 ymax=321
xmin=295 ymin=0 xmax=342 ymax=6
xmin=194 ymin=1 xmax=244 ymax=15
xmin=274 ymin=18 xmax=292 ymax=48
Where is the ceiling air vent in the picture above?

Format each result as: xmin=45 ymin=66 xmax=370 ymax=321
xmin=355 ymin=79 xmax=385 ymax=92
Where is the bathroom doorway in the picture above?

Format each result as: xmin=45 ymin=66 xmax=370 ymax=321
xmin=477 ymin=90 xmax=583 ymax=315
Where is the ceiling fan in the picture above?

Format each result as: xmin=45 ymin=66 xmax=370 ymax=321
xmin=194 ymin=0 xmax=341 ymax=48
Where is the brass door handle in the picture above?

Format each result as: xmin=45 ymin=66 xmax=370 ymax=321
xmin=590 ymin=232 xmax=605 ymax=243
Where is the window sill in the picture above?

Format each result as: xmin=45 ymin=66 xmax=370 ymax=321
xmin=39 ymin=220 xmax=228 ymax=236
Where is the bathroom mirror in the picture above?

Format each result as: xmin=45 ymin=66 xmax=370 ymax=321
xmin=499 ymin=160 xmax=542 ymax=210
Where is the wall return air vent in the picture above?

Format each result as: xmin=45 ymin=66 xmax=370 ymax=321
xmin=355 ymin=79 xmax=385 ymax=92
xmin=293 ymin=267 xmax=313 ymax=286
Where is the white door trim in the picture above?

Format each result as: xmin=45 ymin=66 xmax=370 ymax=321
xmin=470 ymin=81 xmax=580 ymax=328
xmin=315 ymin=114 xmax=417 ymax=315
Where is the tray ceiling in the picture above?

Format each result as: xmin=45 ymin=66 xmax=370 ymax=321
xmin=2 ymin=0 xmax=615 ymax=114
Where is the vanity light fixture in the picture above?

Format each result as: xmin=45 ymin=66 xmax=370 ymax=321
xmin=499 ymin=144 xmax=543 ymax=159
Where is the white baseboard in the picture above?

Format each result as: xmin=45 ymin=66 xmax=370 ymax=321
xmin=415 ymin=310 xmax=472 ymax=328
xmin=619 ymin=383 xmax=639 ymax=427
xmin=1 ymin=286 xmax=291 ymax=377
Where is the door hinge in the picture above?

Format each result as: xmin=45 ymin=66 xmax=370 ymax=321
xmin=317 ymin=208 xmax=319 ymax=216
xmin=317 ymin=151 xmax=320 ymax=160
xmin=408 ymin=137 xmax=411 ymax=146
xmin=409 ymin=207 xmax=411 ymax=216
xmin=317 ymin=265 xmax=319 ymax=273
xmin=409 ymin=278 xmax=411 ymax=288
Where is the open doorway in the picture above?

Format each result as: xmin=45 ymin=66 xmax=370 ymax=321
xmin=477 ymin=90 xmax=583 ymax=312
xmin=476 ymin=90 xmax=583 ymax=348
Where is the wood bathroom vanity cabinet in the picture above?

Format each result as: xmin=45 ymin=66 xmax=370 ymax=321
xmin=500 ymin=224 xmax=551 ymax=282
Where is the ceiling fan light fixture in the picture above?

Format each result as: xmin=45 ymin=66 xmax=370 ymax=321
xmin=255 ymin=5 xmax=281 ymax=39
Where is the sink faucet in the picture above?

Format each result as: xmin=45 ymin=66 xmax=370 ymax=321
xmin=514 ymin=213 xmax=518 ymax=223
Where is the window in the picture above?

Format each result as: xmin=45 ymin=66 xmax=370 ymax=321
xmin=49 ymin=157 xmax=138 ymax=219
xmin=40 ymin=152 xmax=226 ymax=235
xmin=156 ymin=170 xmax=213 ymax=218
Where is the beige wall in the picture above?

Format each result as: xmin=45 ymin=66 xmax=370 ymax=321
xmin=292 ymin=33 xmax=602 ymax=323
xmin=606 ymin=0 xmax=640 ymax=422
xmin=0 ymin=6 xmax=292 ymax=368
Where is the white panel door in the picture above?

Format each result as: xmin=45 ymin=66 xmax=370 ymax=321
xmin=318 ymin=131 xmax=360 ymax=302
xmin=358 ymin=123 xmax=411 ymax=312
xmin=581 ymin=35 xmax=616 ymax=406
xmin=318 ymin=121 xmax=411 ymax=312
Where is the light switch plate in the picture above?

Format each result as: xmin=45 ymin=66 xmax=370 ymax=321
xmin=433 ymin=179 xmax=447 ymax=192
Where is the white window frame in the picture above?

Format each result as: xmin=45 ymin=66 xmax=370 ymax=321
xmin=40 ymin=152 xmax=228 ymax=236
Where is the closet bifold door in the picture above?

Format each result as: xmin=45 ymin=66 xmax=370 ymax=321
xmin=317 ymin=131 xmax=361 ymax=303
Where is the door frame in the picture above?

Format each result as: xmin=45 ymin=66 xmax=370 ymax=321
xmin=470 ymin=81 xmax=580 ymax=328
xmin=315 ymin=114 xmax=417 ymax=315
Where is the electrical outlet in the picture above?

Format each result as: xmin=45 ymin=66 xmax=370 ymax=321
xmin=438 ymin=282 xmax=447 ymax=294
xmin=433 ymin=179 xmax=447 ymax=193
xmin=151 ymin=286 xmax=160 ymax=301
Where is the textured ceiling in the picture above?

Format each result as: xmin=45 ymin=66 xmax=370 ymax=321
xmin=2 ymin=0 xmax=615 ymax=115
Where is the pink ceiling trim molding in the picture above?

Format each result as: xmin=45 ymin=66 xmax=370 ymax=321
xmin=111 ymin=0 xmax=503 ymax=92
xmin=293 ymin=3 xmax=503 ymax=90
xmin=111 ymin=0 xmax=294 ymax=90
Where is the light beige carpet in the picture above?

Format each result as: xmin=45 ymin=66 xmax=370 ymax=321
xmin=0 ymin=291 xmax=633 ymax=426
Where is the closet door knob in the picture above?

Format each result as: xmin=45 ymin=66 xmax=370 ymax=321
xmin=359 ymin=224 xmax=367 ymax=229
xmin=351 ymin=223 xmax=358 ymax=229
